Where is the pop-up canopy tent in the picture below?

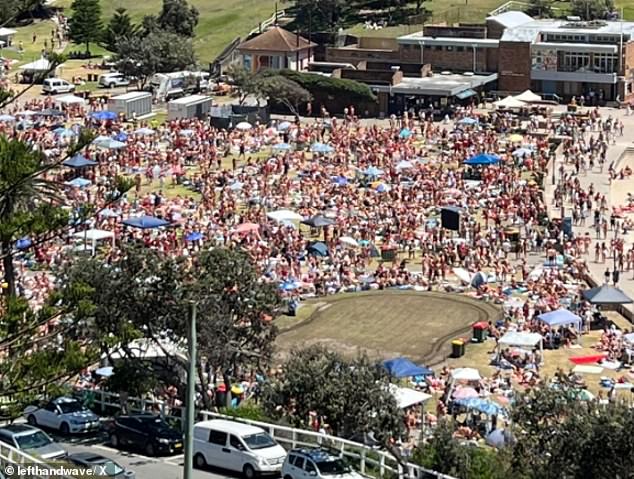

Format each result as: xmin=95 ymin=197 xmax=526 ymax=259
xmin=465 ymin=153 xmax=500 ymax=166
xmin=538 ymin=308 xmax=582 ymax=330
xmin=383 ymin=357 xmax=433 ymax=378
xmin=583 ymin=285 xmax=633 ymax=305
xmin=388 ymin=384 xmax=432 ymax=409
xmin=497 ymin=331 xmax=544 ymax=363
xmin=514 ymin=90 xmax=542 ymax=103
xmin=494 ymin=96 xmax=526 ymax=109
xmin=72 ymin=229 xmax=115 ymax=256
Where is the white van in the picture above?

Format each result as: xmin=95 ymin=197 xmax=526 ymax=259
xmin=42 ymin=78 xmax=75 ymax=94
xmin=193 ymin=419 xmax=287 ymax=479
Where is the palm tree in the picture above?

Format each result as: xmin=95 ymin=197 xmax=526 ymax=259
xmin=0 ymin=136 xmax=63 ymax=296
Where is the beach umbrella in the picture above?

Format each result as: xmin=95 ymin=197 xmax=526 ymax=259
xmin=90 ymin=111 xmax=117 ymax=121
xmin=272 ymin=142 xmax=292 ymax=151
xmin=65 ymin=177 xmax=91 ymax=188
xmin=375 ymin=183 xmax=390 ymax=193
xmin=280 ymin=280 xmax=301 ymax=291
xmin=94 ymin=138 xmax=127 ymax=149
xmin=135 ymin=127 xmax=155 ymax=136
xmin=39 ymin=108 xmax=63 ymax=117
xmin=453 ymin=386 xmax=479 ymax=400
xmin=455 ymin=398 xmax=505 ymax=416
xmin=235 ymin=121 xmax=252 ymax=131
xmin=54 ymin=127 xmax=77 ymax=138
xmin=0 ymin=114 xmax=15 ymax=122
xmin=452 ymin=368 xmax=481 ymax=381
xmin=267 ymin=209 xmax=303 ymax=222
xmin=114 ymin=132 xmax=128 ymax=142
xmin=458 ymin=117 xmax=479 ymax=125
xmin=179 ymin=129 xmax=195 ymax=136
xmin=310 ymin=142 xmax=334 ymax=154
xmin=16 ymin=120 xmax=33 ymax=130
xmin=464 ymin=153 xmax=500 ymax=166
xmin=92 ymin=135 xmax=110 ymax=143
xmin=332 ymin=176 xmax=348 ymax=186
xmin=308 ymin=241 xmax=329 ymax=257
xmin=185 ymin=231 xmax=203 ymax=242
xmin=486 ymin=429 xmax=509 ymax=448
xmin=301 ymin=215 xmax=335 ymax=228
xmin=277 ymin=121 xmax=292 ymax=131
xmin=396 ymin=160 xmax=414 ymax=170
xmin=63 ymin=155 xmax=97 ymax=168
xmin=364 ymin=166 xmax=384 ymax=177
xmin=234 ymin=222 xmax=260 ymax=234
xmin=16 ymin=110 xmax=36 ymax=116
xmin=229 ymin=181 xmax=243 ymax=191
xmin=399 ymin=128 xmax=412 ymax=138
xmin=16 ymin=238 xmax=32 ymax=250
xmin=95 ymin=366 xmax=114 ymax=377
xmin=512 ymin=147 xmax=533 ymax=157
xmin=122 ymin=215 xmax=170 ymax=229
xmin=339 ymin=236 xmax=358 ymax=247
xmin=99 ymin=208 xmax=119 ymax=218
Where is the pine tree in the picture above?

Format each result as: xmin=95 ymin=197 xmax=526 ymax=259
xmin=69 ymin=0 xmax=103 ymax=55
xmin=102 ymin=8 xmax=138 ymax=52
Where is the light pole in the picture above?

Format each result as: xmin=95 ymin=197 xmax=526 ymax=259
xmin=184 ymin=302 xmax=197 ymax=479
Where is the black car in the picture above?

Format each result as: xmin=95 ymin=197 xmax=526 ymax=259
xmin=68 ymin=452 xmax=135 ymax=479
xmin=109 ymin=414 xmax=183 ymax=456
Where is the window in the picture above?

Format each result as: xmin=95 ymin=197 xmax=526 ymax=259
xmin=434 ymin=46 xmax=442 ymax=51
xmin=208 ymin=430 xmax=227 ymax=445
xmin=305 ymin=461 xmax=317 ymax=473
xmin=45 ymin=403 xmax=58 ymax=413
xmin=230 ymin=435 xmax=245 ymax=451
xmin=291 ymin=456 xmax=305 ymax=469
xmin=592 ymin=53 xmax=617 ymax=73
xmin=457 ymin=46 xmax=464 ymax=52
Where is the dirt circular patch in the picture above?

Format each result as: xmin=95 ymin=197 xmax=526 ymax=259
xmin=276 ymin=291 xmax=502 ymax=365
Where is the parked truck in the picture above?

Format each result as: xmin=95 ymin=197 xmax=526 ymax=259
xmin=149 ymin=71 xmax=210 ymax=102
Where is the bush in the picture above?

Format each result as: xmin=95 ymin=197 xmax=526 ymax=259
xmin=275 ymin=70 xmax=377 ymax=103
xmin=220 ymin=401 xmax=268 ymax=422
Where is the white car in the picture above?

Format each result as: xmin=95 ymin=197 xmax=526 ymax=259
xmin=42 ymin=78 xmax=75 ymax=94
xmin=24 ymin=397 xmax=100 ymax=434
xmin=282 ymin=448 xmax=364 ymax=479
xmin=98 ymin=72 xmax=131 ymax=88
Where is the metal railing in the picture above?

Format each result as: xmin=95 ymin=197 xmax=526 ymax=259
xmin=0 ymin=441 xmax=74 ymax=479
xmin=75 ymin=387 xmax=456 ymax=479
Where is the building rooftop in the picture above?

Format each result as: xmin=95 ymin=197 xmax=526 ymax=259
xmin=486 ymin=11 xmax=533 ymax=29
xmin=371 ymin=72 xmax=498 ymax=97
xmin=500 ymin=15 xmax=634 ymax=42
xmin=398 ymin=34 xmax=499 ymax=48
xmin=238 ymin=26 xmax=316 ymax=53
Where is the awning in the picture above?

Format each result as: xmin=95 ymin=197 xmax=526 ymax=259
xmin=456 ymin=89 xmax=476 ymax=100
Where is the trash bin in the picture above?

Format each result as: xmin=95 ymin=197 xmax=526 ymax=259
xmin=381 ymin=248 xmax=396 ymax=262
xmin=451 ymin=339 xmax=465 ymax=358
xmin=472 ymin=321 xmax=488 ymax=343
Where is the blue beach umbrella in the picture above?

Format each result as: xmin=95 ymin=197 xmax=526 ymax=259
xmin=90 ymin=111 xmax=117 ymax=121
xmin=63 ymin=155 xmax=97 ymax=168
xmin=399 ymin=128 xmax=412 ymax=139
xmin=66 ymin=177 xmax=92 ymax=188
xmin=122 ymin=215 xmax=170 ymax=229
xmin=185 ymin=231 xmax=203 ymax=242
xmin=16 ymin=237 xmax=32 ymax=250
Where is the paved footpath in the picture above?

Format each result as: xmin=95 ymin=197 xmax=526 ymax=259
xmin=544 ymin=106 xmax=634 ymax=318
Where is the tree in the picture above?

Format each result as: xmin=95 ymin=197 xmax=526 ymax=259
xmin=226 ymin=65 xmax=260 ymax=105
xmin=262 ymin=345 xmax=403 ymax=441
xmin=256 ymin=75 xmax=312 ymax=117
xmin=570 ymin=0 xmax=614 ymax=20
xmin=115 ymin=31 xmax=196 ymax=88
xmin=526 ymin=0 xmax=553 ymax=17
xmin=293 ymin=0 xmax=351 ymax=31
xmin=102 ymin=8 xmax=138 ymax=53
xmin=158 ymin=0 xmax=199 ymax=37
xmin=68 ymin=0 xmax=103 ymax=55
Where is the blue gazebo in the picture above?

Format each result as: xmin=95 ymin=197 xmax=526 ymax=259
xmin=465 ymin=153 xmax=500 ymax=166
xmin=122 ymin=215 xmax=170 ymax=229
xmin=63 ymin=154 xmax=97 ymax=168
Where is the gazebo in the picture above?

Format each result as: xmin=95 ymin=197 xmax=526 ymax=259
xmin=497 ymin=331 xmax=544 ymax=363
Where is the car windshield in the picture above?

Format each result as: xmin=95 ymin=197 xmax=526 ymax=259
xmin=93 ymin=461 xmax=124 ymax=477
xmin=139 ymin=417 xmax=172 ymax=434
xmin=58 ymin=401 xmax=85 ymax=414
xmin=316 ymin=459 xmax=350 ymax=475
xmin=15 ymin=431 xmax=52 ymax=449
xmin=242 ymin=432 xmax=276 ymax=450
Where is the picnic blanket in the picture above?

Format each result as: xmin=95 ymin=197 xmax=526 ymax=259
xmin=572 ymin=365 xmax=604 ymax=374
xmin=569 ymin=353 xmax=607 ymax=365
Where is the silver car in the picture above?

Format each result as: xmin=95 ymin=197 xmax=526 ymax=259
xmin=0 ymin=424 xmax=66 ymax=460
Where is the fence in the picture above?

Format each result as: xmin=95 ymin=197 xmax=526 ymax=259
xmin=76 ymin=387 xmax=456 ymax=479
xmin=249 ymin=10 xmax=287 ymax=37
xmin=0 ymin=440 xmax=74 ymax=479
xmin=488 ymin=1 xmax=531 ymax=16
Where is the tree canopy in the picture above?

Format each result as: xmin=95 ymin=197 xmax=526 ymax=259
xmin=68 ymin=0 xmax=103 ymax=54
xmin=102 ymin=8 xmax=139 ymax=53
xmin=158 ymin=0 xmax=200 ymax=37
xmin=570 ymin=0 xmax=615 ymax=20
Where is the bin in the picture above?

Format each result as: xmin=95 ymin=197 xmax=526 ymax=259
xmin=472 ymin=321 xmax=488 ymax=343
xmin=451 ymin=339 xmax=465 ymax=358
xmin=381 ymin=248 xmax=396 ymax=262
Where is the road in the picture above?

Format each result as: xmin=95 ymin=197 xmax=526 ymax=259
xmin=54 ymin=433 xmax=238 ymax=479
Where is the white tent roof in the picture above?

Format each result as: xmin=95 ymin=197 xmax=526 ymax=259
xmin=452 ymin=267 xmax=472 ymax=284
xmin=494 ymin=96 xmax=526 ymax=109
xmin=73 ymin=229 xmax=114 ymax=241
xmin=514 ymin=89 xmax=542 ymax=102
xmin=19 ymin=58 xmax=52 ymax=71
xmin=389 ymin=384 xmax=432 ymax=408
xmin=56 ymin=94 xmax=87 ymax=105
xmin=452 ymin=367 xmax=481 ymax=381
xmin=498 ymin=331 xmax=543 ymax=348
xmin=266 ymin=209 xmax=303 ymax=222
xmin=107 ymin=338 xmax=187 ymax=362
xmin=0 ymin=28 xmax=17 ymax=36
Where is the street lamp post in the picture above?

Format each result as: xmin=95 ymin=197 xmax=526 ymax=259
xmin=184 ymin=302 xmax=197 ymax=479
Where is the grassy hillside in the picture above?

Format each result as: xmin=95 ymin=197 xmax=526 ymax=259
xmin=56 ymin=0 xmax=279 ymax=63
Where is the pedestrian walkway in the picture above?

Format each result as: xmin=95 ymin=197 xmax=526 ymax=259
xmin=545 ymin=107 xmax=634 ymax=319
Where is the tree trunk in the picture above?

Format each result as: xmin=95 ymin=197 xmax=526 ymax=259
xmin=2 ymin=240 xmax=16 ymax=297
xmin=197 ymin=362 xmax=212 ymax=410
xmin=223 ymin=371 xmax=232 ymax=409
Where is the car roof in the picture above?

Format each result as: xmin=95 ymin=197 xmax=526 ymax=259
xmin=194 ymin=419 xmax=265 ymax=435
xmin=0 ymin=424 xmax=40 ymax=436
xmin=290 ymin=448 xmax=339 ymax=462
xmin=52 ymin=397 xmax=79 ymax=404
xmin=69 ymin=452 xmax=110 ymax=463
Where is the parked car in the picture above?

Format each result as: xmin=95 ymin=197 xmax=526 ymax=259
xmin=68 ymin=452 xmax=135 ymax=479
xmin=42 ymin=78 xmax=75 ymax=94
xmin=25 ymin=396 xmax=100 ymax=434
xmin=98 ymin=72 xmax=131 ymax=88
xmin=0 ymin=424 xmax=66 ymax=460
xmin=193 ymin=419 xmax=287 ymax=479
xmin=108 ymin=414 xmax=182 ymax=456
xmin=282 ymin=448 xmax=364 ymax=479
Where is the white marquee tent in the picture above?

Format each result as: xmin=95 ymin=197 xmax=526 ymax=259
xmin=514 ymin=90 xmax=542 ymax=103
xmin=494 ymin=96 xmax=526 ymax=109
xmin=73 ymin=229 xmax=114 ymax=255
xmin=389 ymin=384 xmax=432 ymax=409
xmin=497 ymin=331 xmax=544 ymax=363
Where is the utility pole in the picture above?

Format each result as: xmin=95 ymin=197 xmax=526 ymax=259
xmin=183 ymin=302 xmax=197 ymax=479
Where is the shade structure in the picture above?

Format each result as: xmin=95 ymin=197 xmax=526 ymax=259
xmin=272 ymin=142 xmax=292 ymax=151
xmin=498 ymin=331 xmax=543 ymax=349
xmin=512 ymin=147 xmax=533 ymax=157
xmin=0 ymin=114 xmax=15 ymax=122
xmin=364 ymin=166 xmax=384 ymax=176
xmin=90 ymin=111 xmax=117 ymax=121
xmin=114 ymin=132 xmax=128 ymax=142
xmin=94 ymin=138 xmax=126 ymax=150
xmin=267 ymin=209 xmax=303 ymax=222
xmin=39 ymin=108 xmax=63 ymax=117
xmin=455 ymin=398 xmax=505 ymax=416
xmin=122 ymin=215 xmax=170 ymax=229
xmin=538 ymin=308 xmax=582 ymax=329
xmin=453 ymin=386 xmax=479 ymax=400
xmin=277 ymin=121 xmax=291 ymax=131
xmin=383 ymin=357 xmax=433 ymax=378
xmin=307 ymin=241 xmax=329 ymax=257
xmin=396 ymin=160 xmax=414 ymax=170
xmin=494 ymin=95 xmax=526 ymax=109
xmin=458 ymin=117 xmax=478 ymax=125
xmin=99 ymin=208 xmax=119 ymax=218
xmin=235 ymin=121 xmax=252 ymax=130
xmin=465 ymin=153 xmax=500 ymax=166
xmin=389 ymin=385 xmax=432 ymax=409
xmin=332 ymin=176 xmax=348 ymax=186
xmin=55 ymin=94 xmax=87 ymax=106
xmin=135 ymin=127 xmax=155 ymax=136
xmin=452 ymin=367 xmax=481 ymax=381
xmin=65 ymin=177 xmax=91 ymax=188
xmin=185 ymin=231 xmax=203 ymax=241
xmin=63 ymin=154 xmax=97 ymax=168
xmin=234 ymin=222 xmax=260 ymax=234
xmin=301 ymin=215 xmax=335 ymax=228
xmin=54 ymin=127 xmax=76 ymax=138
xmin=514 ymin=89 xmax=542 ymax=103
xmin=339 ymin=236 xmax=358 ymax=247
xmin=16 ymin=237 xmax=32 ymax=250
xmin=399 ymin=128 xmax=412 ymax=138
xmin=310 ymin=142 xmax=334 ymax=154
xmin=582 ymin=285 xmax=633 ymax=304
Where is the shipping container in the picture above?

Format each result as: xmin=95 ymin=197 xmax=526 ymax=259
xmin=108 ymin=91 xmax=153 ymax=119
xmin=167 ymin=95 xmax=213 ymax=120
